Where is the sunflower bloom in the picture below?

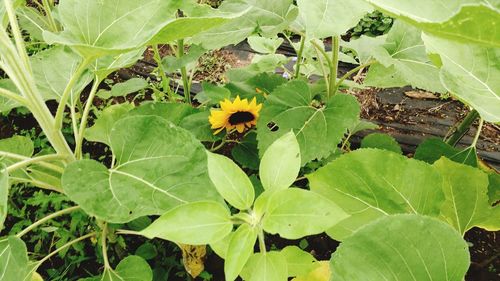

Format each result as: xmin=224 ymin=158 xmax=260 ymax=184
xmin=209 ymin=96 xmax=262 ymax=134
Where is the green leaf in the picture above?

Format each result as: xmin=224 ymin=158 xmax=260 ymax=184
xmin=92 ymin=48 xmax=146 ymax=80
xmin=414 ymin=138 xmax=478 ymax=167
xmin=0 ymin=236 xmax=30 ymax=281
xmin=240 ymin=252 xmax=288 ymax=281
xmin=231 ymin=131 xmax=260 ymax=170
xmin=85 ymin=103 xmax=135 ymax=146
xmin=140 ymin=201 xmax=232 ymax=245
xmin=263 ymin=188 xmax=349 ymax=239
xmin=0 ymin=79 xmax=21 ymax=113
xmin=210 ymin=231 xmax=233 ymax=259
xmin=281 ymin=246 xmax=318 ymax=277
xmin=194 ymin=82 xmax=231 ymax=105
xmin=17 ymin=6 xmax=52 ymax=42
xmin=162 ymin=45 xmax=206 ymax=73
xmin=135 ymin=243 xmax=158 ymax=260
xmin=259 ymin=132 xmax=300 ymax=191
xmin=343 ymin=35 xmax=387 ymax=64
xmin=360 ymin=133 xmax=402 ymax=154
xmin=64 ymin=116 xmax=220 ymax=223
xmin=129 ymin=102 xmax=197 ymax=125
xmin=366 ymin=0 xmax=500 ymax=48
xmin=226 ymin=54 xmax=289 ymax=84
xmin=101 ymin=255 xmax=152 ymax=281
xmin=181 ymin=110 xmax=222 ymax=142
xmin=488 ymin=172 xmax=500 ymax=205
xmin=257 ymin=80 xmax=360 ymax=165
xmin=224 ymin=224 xmax=258 ymax=281
xmin=191 ymin=0 xmax=297 ymax=50
xmin=31 ymin=46 xmax=93 ymax=105
xmin=207 ymin=152 xmax=255 ymax=210
xmin=43 ymin=0 xmax=231 ymax=58
xmin=297 ymin=0 xmax=373 ymax=38
xmin=347 ymin=119 xmax=379 ymax=135
xmin=364 ymin=21 xmax=446 ymax=93
xmin=434 ymin=158 xmax=495 ymax=235
xmin=97 ymin=78 xmax=148 ymax=99
xmin=0 ymin=135 xmax=34 ymax=178
xmin=247 ymin=36 xmax=284 ymax=54
xmin=330 ymin=214 xmax=470 ymax=281
xmin=308 ymin=149 xmax=444 ymax=240
xmin=0 ymin=164 xmax=8 ymax=231
xmin=422 ymin=34 xmax=500 ymax=123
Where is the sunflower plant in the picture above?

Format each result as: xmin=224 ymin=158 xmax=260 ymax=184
xmin=0 ymin=0 xmax=499 ymax=280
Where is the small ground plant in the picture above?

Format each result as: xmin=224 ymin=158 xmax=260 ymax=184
xmin=0 ymin=0 xmax=499 ymax=280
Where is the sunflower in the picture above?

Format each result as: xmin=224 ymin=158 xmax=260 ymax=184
xmin=209 ymin=96 xmax=262 ymax=134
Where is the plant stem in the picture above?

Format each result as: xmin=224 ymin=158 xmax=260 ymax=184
xmin=9 ymin=177 xmax=62 ymax=192
xmin=41 ymin=0 xmax=58 ymax=32
xmin=4 ymin=0 xmax=30 ymax=70
xmin=445 ymin=110 xmax=479 ymax=147
xmin=294 ymin=35 xmax=306 ymax=78
xmin=177 ymin=39 xmax=191 ymax=104
xmin=116 ymin=229 xmax=142 ymax=236
xmin=0 ymin=87 xmax=28 ymax=105
xmin=258 ymin=230 xmax=266 ymax=255
xmin=311 ymin=40 xmax=334 ymax=94
xmin=329 ymin=36 xmax=340 ymax=98
xmin=6 ymin=154 xmax=67 ymax=174
xmin=471 ymin=118 xmax=484 ymax=148
xmin=37 ymin=232 xmax=96 ymax=265
xmin=75 ymin=77 xmax=100 ymax=159
xmin=54 ymin=57 xmax=93 ymax=131
xmin=152 ymin=44 xmax=174 ymax=101
xmin=101 ymin=222 xmax=111 ymax=269
xmin=335 ymin=60 xmax=375 ymax=89
xmin=16 ymin=206 xmax=80 ymax=238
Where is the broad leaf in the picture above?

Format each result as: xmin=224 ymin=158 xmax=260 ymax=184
xmin=263 ymin=188 xmax=349 ymax=239
xmin=342 ymin=35 xmax=387 ymax=64
xmin=43 ymin=0 xmax=231 ymax=58
xmin=231 ymin=131 xmax=259 ymax=170
xmin=97 ymin=78 xmax=148 ymax=99
xmin=422 ymin=34 xmax=500 ymax=123
xmin=297 ymin=0 xmax=373 ymax=38
xmin=225 ymin=224 xmax=258 ymax=281
xmin=85 ymin=103 xmax=135 ymax=146
xmin=414 ymin=138 xmax=478 ymax=167
xmin=0 ymin=135 xmax=34 ymax=178
xmin=364 ymin=21 xmax=446 ymax=93
xmin=191 ymin=0 xmax=297 ymax=49
xmin=247 ymin=36 xmax=284 ymax=54
xmin=360 ymin=133 xmax=402 ymax=154
xmin=0 ymin=79 xmax=21 ymax=113
xmin=257 ymin=80 xmax=360 ymax=165
xmin=292 ymin=261 xmax=329 ymax=281
xmin=330 ymin=214 xmax=470 ymax=281
xmin=101 ymin=255 xmax=152 ymax=281
xmin=0 ymin=164 xmax=7 ymax=231
xmin=17 ymin=6 xmax=52 ymax=42
xmin=366 ymin=0 xmax=500 ymax=48
xmin=240 ymin=252 xmax=288 ymax=281
xmin=207 ymin=152 xmax=255 ymax=210
xmin=140 ymin=201 xmax=232 ymax=245
xmin=259 ymin=132 xmax=300 ymax=191
xmin=281 ymin=246 xmax=318 ymax=277
xmin=63 ymin=116 xmax=220 ymax=223
xmin=92 ymin=48 xmax=146 ymax=80
xmin=308 ymin=149 xmax=444 ymax=240
xmin=0 ymin=236 xmax=30 ymax=281
xmin=434 ymin=158 xmax=496 ymax=234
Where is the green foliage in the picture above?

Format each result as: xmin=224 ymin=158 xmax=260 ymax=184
xmin=360 ymin=133 xmax=402 ymax=154
xmin=349 ymin=10 xmax=393 ymax=38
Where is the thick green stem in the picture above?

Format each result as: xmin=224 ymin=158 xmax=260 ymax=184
xmin=294 ymin=36 xmax=306 ymax=78
xmin=6 ymin=154 xmax=67 ymax=173
xmin=37 ymin=232 xmax=95 ymax=265
xmin=152 ymin=44 xmax=174 ymax=101
xmin=258 ymin=230 xmax=266 ymax=255
xmin=0 ymin=87 xmax=28 ymax=105
xmin=329 ymin=36 xmax=340 ymax=98
xmin=445 ymin=110 xmax=479 ymax=147
xmin=75 ymin=77 xmax=100 ymax=159
xmin=16 ymin=206 xmax=80 ymax=238
xmin=177 ymin=39 xmax=191 ymax=104
xmin=101 ymin=222 xmax=111 ymax=269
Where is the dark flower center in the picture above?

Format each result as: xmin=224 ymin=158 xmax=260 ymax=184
xmin=229 ymin=111 xmax=255 ymax=125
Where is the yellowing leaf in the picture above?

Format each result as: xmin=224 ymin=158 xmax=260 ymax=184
xmin=292 ymin=261 xmax=330 ymax=281
xmin=180 ymin=244 xmax=207 ymax=278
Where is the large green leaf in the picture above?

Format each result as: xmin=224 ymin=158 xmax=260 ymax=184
xmin=360 ymin=133 xmax=402 ymax=154
xmin=139 ymin=201 xmax=233 ymax=245
xmin=262 ymin=188 xmax=349 ymax=239
xmin=0 ymin=79 xmax=21 ymax=113
xmin=434 ymin=158 xmax=497 ymax=234
xmin=63 ymin=116 xmax=220 ymax=223
xmin=43 ymin=0 xmax=231 ymax=58
xmin=330 ymin=214 xmax=470 ymax=281
xmin=101 ymin=255 xmax=152 ymax=281
xmin=207 ymin=152 xmax=255 ymax=210
xmin=296 ymin=0 xmax=373 ymax=38
xmin=308 ymin=149 xmax=444 ymax=240
xmin=225 ymin=224 xmax=258 ymax=281
xmin=84 ymin=103 xmax=135 ymax=146
xmin=0 ymin=236 xmax=30 ymax=281
xmin=257 ymin=80 xmax=360 ymax=165
xmin=191 ymin=0 xmax=297 ymax=49
xmin=422 ymin=34 xmax=500 ymax=123
xmin=240 ymin=252 xmax=288 ymax=281
xmin=0 ymin=164 xmax=7 ymax=231
xmin=414 ymin=138 xmax=478 ymax=167
xmin=364 ymin=21 xmax=446 ymax=93
xmin=0 ymin=135 xmax=34 ymax=178
xmin=366 ymin=0 xmax=500 ymax=48
xmin=281 ymin=246 xmax=318 ymax=277
xmin=31 ymin=46 xmax=93 ymax=105
xmin=259 ymin=132 xmax=300 ymax=191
